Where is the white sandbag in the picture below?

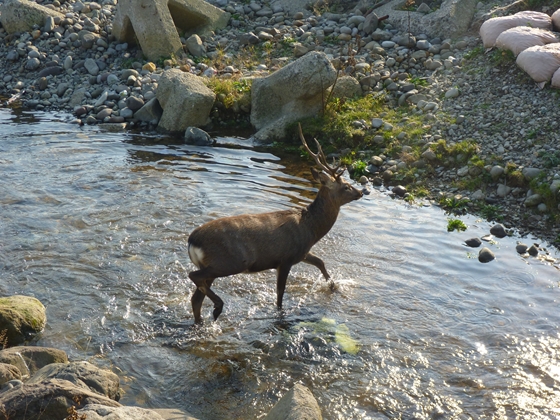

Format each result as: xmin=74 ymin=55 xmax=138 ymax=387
xmin=552 ymin=8 xmax=560 ymax=31
xmin=480 ymin=11 xmax=552 ymax=48
xmin=495 ymin=26 xmax=560 ymax=56
xmin=551 ymin=66 xmax=560 ymax=88
xmin=516 ymin=44 xmax=560 ymax=83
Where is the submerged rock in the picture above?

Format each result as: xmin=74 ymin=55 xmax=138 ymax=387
xmin=490 ymin=224 xmax=507 ymax=238
xmin=465 ymin=237 xmax=482 ymax=248
xmin=478 ymin=247 xmax=495 ymax=263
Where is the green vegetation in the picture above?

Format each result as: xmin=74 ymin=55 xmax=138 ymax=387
xmin=350 ymin=160 xmax=368 ymax=179
xmin=490 ymin=48 xmax=515 ymax=66
xmin=480 ymin=204 xmax=504 ymax=222
xmin=463 ymin=45 xmax=484 ymax=61
xmin=439 ymin=196 xmax=469 ymax=215
xmin=447 ymin=218 xmax=467 ymax=232
xmin=539 ymin=150 xmax=560 ymax=168
xmin=206 ymin=77 xmax=252 ymax=110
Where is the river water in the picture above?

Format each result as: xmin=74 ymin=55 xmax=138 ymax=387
xmin=1 ymin=108 xmax=559 ymax=419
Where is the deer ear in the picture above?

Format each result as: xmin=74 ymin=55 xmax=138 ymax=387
xmin=311 ymin=168 xmax=335 ymax=186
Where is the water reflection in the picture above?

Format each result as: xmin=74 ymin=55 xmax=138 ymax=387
xmin=0 ymin=109 xmax=559 ymax=419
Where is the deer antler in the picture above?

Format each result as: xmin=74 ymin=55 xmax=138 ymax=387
xmin=298 ymin=123 xmax=344 ymax=178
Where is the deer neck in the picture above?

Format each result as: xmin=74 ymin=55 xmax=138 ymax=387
xmin=304 ymin=187 xmax=340 ymax=241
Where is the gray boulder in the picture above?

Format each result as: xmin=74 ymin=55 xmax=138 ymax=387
xmin=0 ymin=346 xmax=68 ymax=377
xmin=0 ymin=378 xmax=120 ymax=419
xmin=264 ymin=383 xmax=322 ymax=420
xmin=251 ymin=52 xmax=337 ymax=142
xmin=156 ymin=69 xmax=215 ymax=133
xmin=112 ymin=0 xmax=229 ymax=62
xmin=78 ymin=404 xmax=172 ymax=420
xmin=27 ymin=361 xmax=121 ymax=401
xmin=522 ymin=167 xmax=543 ymax=181
xmin=330 ymin=76 xmax=362 ymax=99
xmin=186 ymin=34 xmax=206 ymax=58
xmin=134 ymin=98 xmax=164 ymax=124
xmin=0 ymin=295 xmax=46 ymax=346
xmin=184 ymin=127 xmax=213 ymax=146
xmin=0 ymin=0 xmax=64 ymax=34
xmin=373 ymin=0 xmax=477 ymax=39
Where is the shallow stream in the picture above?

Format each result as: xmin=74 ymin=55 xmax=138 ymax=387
xmin=1 ymin=109 xmax=559 ymax=419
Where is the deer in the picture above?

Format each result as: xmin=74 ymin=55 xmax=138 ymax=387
xmin=186 ymin=124 xmax=363 ymax=324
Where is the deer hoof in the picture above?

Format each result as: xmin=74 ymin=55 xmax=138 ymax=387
xmin=213 ymin=304 xmax=223 ymax=321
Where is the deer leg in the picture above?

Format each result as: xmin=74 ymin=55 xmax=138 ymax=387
xmin=302 ymin=252 xmax=330 ymax=280
xmin=189 ymin=271 xmax=223 ymax=323
xmin=276 ymin=263 xmax=292 ymax=309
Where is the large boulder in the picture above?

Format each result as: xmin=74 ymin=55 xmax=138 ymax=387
xmin=0 ymin=295 xmax=46 ymax=346
xmin=264 ymin=383 xmax=322 ymax=420
xmin=156 ymin=69 xmax=215 ymax=133
xmin=78 ymin=404 xmax=180 ymax=420
xmin=373 ymin=0 xmax=477 ymax=39
xmin=0 ymin=0 xmax=64 ymax=34
xmin=0 ymin=346 xmax=68 ymax=377
xmin=27 ymin=361 xmax=121 ymax=401
xmin=113 ymin=0 xmax=229 ymax=62
xmin=250 ymin=52 xmax=337 ymax=142
xmin=0 ymin=378 xmax=120 ymax=419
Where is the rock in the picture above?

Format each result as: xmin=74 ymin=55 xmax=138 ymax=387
xmin=522 ymin=167 xmax=542 ymax=181
xmin=96 ymin=108 xmax=113 ymax=120
xmin=134 ymin=98 xmax=164 ymax=124
xmin=112 ymin=0 xmax=230 ymax=62
xmin=465 ymin=237 xmax=482 ymax=247
xmin=478 ymin=247 xmax=495 ymax=263
xmin=550 ymin=179 xmax=560 ymax=194
xmin=0 ymin=363 xmax=22 ymax=386
xmin=0 ymin=346 xmax=68 ymax=377
xmin=156 ymin=69 xmax=215 ymax=133
xmin=85 ymin=58 xmax=100 ymax=76
xmin=496 ymin=183 xmax=511 ymax=198
xmin=251 ymin=52 xmax=336 ymax=142
xmin=471 ymin=190 xmax=485 ymax=201
xmin=127 ymin=96 xmax=145 ymax=111
xmin=445 ymin=87 xmax=460 ymax=98
xmin=0 ymin=378 xmax=120 ymax=419
xmin=186 ymin=34 xmax=206 ymax=58
xmin=330 ymin=76 xmax=362 ymax=99
xmin=0 ymin=295 xmax=46 ymax=346
xmin=392 ymin=185 xmax=407 ymax=197
xmin=38 ymin=66 xmax=63 ymax=77
xmin=524 ymin=193 xmax=542 ymax=207
xmin=152 ymin=408 xmax=200 ymax=420
xmin=528 ymin=245 xmax=539 ymax=256
xmin=0 ymin=0 xmax=64 ymax=34
xmin=490 ymin=224 xmax=507 ymax=238
xmin=27 ymin=361 xmax=121 ymax=401
xmin=516 ymin=243 xmax=528 ymax=254
xmin=374 ymin=0 xmax=477 ymax=39
xmin=264 ymin=383 xmax=322 ymax=420
xmin=363 ymin=12 xmax=379 ymax=34
xmin=184 ymin=127 xmax=213 ymax=146
xmin=422 ymin=149 xmax=437 ymax=162
xmin=79 ymin=404 xmax=174 ymax=420
xmin=490 ymin=165 xmax=504 ymax=180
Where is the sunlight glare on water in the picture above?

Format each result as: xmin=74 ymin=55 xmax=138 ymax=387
xmin=0 ymin=109 xmax=560 ymax=419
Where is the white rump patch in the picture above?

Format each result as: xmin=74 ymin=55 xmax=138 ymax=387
xmin=188 ymin=244 xmax=205 ymax=268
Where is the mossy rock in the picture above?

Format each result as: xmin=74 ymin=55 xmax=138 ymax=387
xmin=0 ymin=295 xmax=47 ymax=347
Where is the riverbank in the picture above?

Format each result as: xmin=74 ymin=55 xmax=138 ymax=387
xmin=0 ymin=0 xmax=558 ymax=247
